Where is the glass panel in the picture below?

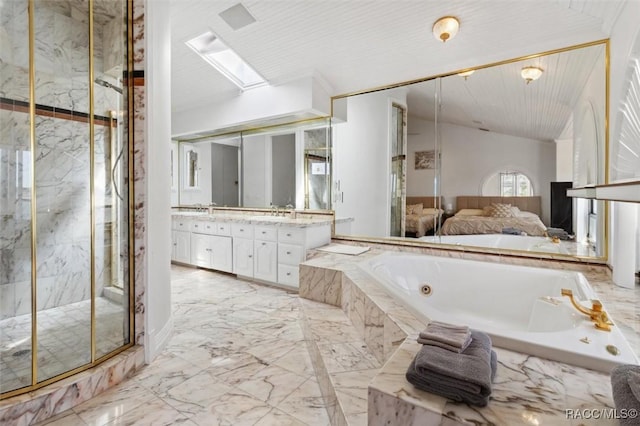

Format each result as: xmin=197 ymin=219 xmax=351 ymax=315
xmin=0 ymin=0 xmax=33 ymax=393
xmin=94 ymin=0 xmax=130 ymax=358
xmin=34 ymin=0 xmax=92 ymax=381
xmin=390 ymin=104 xmax=405 ymax=237
xmin=304 ymin=126 xmax=331 ymax=210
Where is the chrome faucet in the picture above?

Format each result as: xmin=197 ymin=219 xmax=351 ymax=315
xmin=270 ymin=203 xmax=277 ymax=216
xmin=208 ymin=202 xmax=217 ymax=215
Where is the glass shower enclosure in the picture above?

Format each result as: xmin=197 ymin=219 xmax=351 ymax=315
xmin=0 ymin=0 xmax=133 ymax=398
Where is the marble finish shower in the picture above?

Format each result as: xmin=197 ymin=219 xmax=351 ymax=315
xmin=0 ymin=0 xmax=133 ymax=398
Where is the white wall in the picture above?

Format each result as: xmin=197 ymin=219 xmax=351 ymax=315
xmin=170 ymin=141 xmax=178 ymax=206
xmin=271 ymin=134 xmax=296 ymax=206
xmin=555 ymin=139 xmax=573 ymax=182
xmin=172 ymin=76 xmax=331 ymax=138
xmin=333 ymin=88 xmax=407 ymax=237
xmin=407 ymin=117 xmax=436 ymax=197
xmin=407 ymin=116 xmax=556 ymax=224
xmin=242 ymin=134 xmax=270 ymax=207
xmin=144 ymin=0 xmax=172 ymax=362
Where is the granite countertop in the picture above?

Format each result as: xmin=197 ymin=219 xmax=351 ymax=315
xmin=302 ymin=247 xmax=640 ymax=425
xmin=171 ymin=211 xmax=334 ymax=228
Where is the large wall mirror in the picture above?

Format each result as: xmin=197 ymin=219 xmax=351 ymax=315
xmin=331 ymin=40 xmax=608 ymax=260
xmin=172 ymin=118 xmax=332 ymax=210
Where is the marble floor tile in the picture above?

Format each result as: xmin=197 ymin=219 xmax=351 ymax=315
xmin=188 ymin=389 xmax=273 ymax=426
xmin=72 ymin=381 xmax=156 ymax=425
xmin=35 ymin=265 xmax=331 ymax=426
xmin=237 ymin=364 xmax=308 ymax=405
xmin=272 ymin=345 xmax=316 ymax=378
xmin=277 ymin=377 xmax=332 ymax=425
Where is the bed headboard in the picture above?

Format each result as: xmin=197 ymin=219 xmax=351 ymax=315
xmin=406 ymin=196 xmax=443 ymax=209
xmin=456 ymin=196 xmax=542 ymax=217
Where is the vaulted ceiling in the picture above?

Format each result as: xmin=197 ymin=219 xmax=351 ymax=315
xmin=171 ymin=0 xmax=625 ymax=140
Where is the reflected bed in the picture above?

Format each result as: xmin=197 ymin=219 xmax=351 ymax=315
xmin=441 ymin=195 xmax=547 ymax=237
xmin=405 ymin=196 xmax=443 ymax=237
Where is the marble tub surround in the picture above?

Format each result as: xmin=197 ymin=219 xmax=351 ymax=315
xmin=300 ymin=297 xmax=381 ymax=426
xmin=300 ymin=248 xmax=640 ymax=425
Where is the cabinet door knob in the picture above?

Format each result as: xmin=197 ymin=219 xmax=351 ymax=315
xmin=261 ymin=242 xmax=266 ymax=246
xmin=286 ymin=233 xmax=291 ymax=237
xmin=286 ymin=251 xmax=291 ymax=255
xmin=261 ymin=231 xmax=266 ymax=234
xmin=286 ymin=272 xmax=291 ymax=276
xmin=248 ymin=255 xmax=252 ymax=258
xmin=194 ymin=224 xmax=198 ymax=228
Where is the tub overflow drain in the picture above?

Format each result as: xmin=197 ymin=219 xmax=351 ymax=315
xmin=420 ymin=284 xmax=432 ymax=296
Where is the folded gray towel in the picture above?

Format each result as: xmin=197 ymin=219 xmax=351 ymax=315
xmin=502 ymin=227 xmax=524 ymax=235
xmin=406 ymin=330 xmax=497 ymax=407
xmin=417 ymin=321 xmax=472 ymax=353
xmin=611 ymin=364 xmax=640 ymax=425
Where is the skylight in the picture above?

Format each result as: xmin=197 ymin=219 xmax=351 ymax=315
xmin=185 ymin=31 xmax=267 ymax=90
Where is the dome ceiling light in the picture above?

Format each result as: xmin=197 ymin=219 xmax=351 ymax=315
xmin=457 ymin=70 xmax=475 ymax=79
xmin=521 ymin=66 xmax=544 ymax=84
xmin=432 ymin=16 xmax=460 ymax=43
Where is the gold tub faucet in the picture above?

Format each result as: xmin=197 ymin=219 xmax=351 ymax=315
xmin=561 ymin=288 xmax=613 ymax=331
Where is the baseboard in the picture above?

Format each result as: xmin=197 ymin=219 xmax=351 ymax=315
xmin=148 ymin=314 xmax=173 ymax=360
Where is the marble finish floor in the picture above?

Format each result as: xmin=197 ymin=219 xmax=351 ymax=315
xmin=1 ymin=296 xmax=126 ymax=394
xmin=36 ymin=265 xmax=330 ymax=426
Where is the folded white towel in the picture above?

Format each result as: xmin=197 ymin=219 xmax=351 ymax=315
xmin=417 ymin=321 xmax=472 ymax=353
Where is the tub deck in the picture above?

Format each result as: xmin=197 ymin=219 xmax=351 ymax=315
xmin=300 ymin=247 xmax=640 ymax=425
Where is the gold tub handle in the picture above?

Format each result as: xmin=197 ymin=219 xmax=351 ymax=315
xmin=561 ymin=288 xmax=613 ymax=332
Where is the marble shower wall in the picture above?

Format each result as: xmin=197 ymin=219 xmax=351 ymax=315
xmin=0 ymin=0 xmax=125 ymax=320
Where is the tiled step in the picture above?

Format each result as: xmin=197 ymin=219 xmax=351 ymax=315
xmin=300 ymin=298 xmax=381 ymax=426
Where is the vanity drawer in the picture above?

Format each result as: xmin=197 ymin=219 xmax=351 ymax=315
xmin=254 ymin=226 xmax=277 ymax=242
xmin=232 ymin=223 xmax=254 ymax=239
xmin=278 ymin=264 xmax=299 ymax=287
xmin=278 ymin=228 xmax=305 ymax=245
xmin=278 ymin=243 xmax=304 ymax=265
xmin=216 ymin=223 xmax=231 ymax=236
xmin=190 ymin=221 xmax=207 ymax=233
xmin=199 ymin=222 xmax=217 ymax=234
xmin=173 ymin=219 xmax=190 ymax=231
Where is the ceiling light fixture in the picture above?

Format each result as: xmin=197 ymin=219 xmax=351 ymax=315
xmin=432 ymin=16 xmax=460 ymax=43
xmin=521 ymin=66 xmax=543 ymax=84
xmin=457 ymin=70 xmax=475 ymax=80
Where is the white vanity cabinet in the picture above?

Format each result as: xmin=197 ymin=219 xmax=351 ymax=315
xmin=189 ymin=221 xmax=233 ymax=273
xmin=172 ymin=213 xmax=332 ymax=289
xmin=253 ymin=226 xmax=278 ymax=282
xmin=276 ymin=226 xmax=331 ymax=287
xmin=232 ymin=223 xmax=254 ymax=277
xmin=171 ymin=218 xmax=191 ymax=263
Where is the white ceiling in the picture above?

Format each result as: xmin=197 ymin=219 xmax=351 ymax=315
xmin=170 ymin=0 xmax=625 ymax=140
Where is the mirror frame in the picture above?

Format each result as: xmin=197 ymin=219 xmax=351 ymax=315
xmin=330 ymin=39 xmax=610 ymax=263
